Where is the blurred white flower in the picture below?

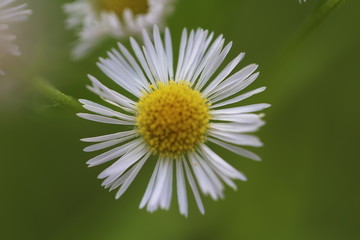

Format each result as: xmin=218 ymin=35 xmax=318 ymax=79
xmin=78 ymin=26 xmax=270 ymax=216
xmin=299 ymin=0 xmax=307 ymax=3
xmin=64 ymin=0 xmax=174 ymax=60
xmin=0 ymin=0 xmax=31 ymax=75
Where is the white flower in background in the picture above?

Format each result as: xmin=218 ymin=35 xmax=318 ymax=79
xmin=64 ymin=0 xmax=174 ymax=60
xmin=0 ymin=0 xmax=31 ymax=75
xmin=299 ymin=0 xmax=307 ymax=3
xmin=78 ymin=26 xmax=270 ymax=216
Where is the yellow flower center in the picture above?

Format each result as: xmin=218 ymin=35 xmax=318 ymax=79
xmin=136 ymin=81 xmax=210 ymax=158
xmin=99 ymin=0 xmax=149 ymax=16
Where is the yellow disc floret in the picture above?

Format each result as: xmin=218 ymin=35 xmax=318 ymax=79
xmin=136 ymin=81 xmax=210 ymax=158
xmin=99 ymin=0 xmax=149 ymax=16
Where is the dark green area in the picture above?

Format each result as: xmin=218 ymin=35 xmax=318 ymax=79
xmin=1 ymin=0 xmax=359 ymax=239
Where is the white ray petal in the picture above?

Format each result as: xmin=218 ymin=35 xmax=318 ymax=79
xmin=79 ymin=99 xmax=135 ymax=122
xmin=209 ymin=130 xmax=263 ymax=147
xmin=211 ymin=87 xmax=267 ymax=109
xmin=210 ymin=72 xmax=260 ymax=102
xmin=176 ymin=160 xmax=188 ymax=217
xmin=200 ymin=144 xmax=247 ymax=181
xmin=147 ymin=158 xmax=170 ymax=212
xmin=202 ymin=53 xmax=245 ymax=96
xmin=117 ymin=42 xmax=150 ymax=89
xmin=86 ymin=139 xmax=142 ymax=166
xmin=130 ymin=37 xmax=156 ymax=86
xmin=208 ymin=64 xmax=258 ymax=98
xmin=188 ymin=153 xmax=221 ymax=200
xmin=212 ymin=113 xmax=265 ymax=124
xmin=164 ymin=28 xmax=174 ymax=80
xmin=208 ymin=137 xmax=261 ymax=161
xmin=210 ymin=121 xmax=264 ymax=133
xmin=211 ymin=103 xmax=271 ymax=115
xmin=160 ymin=159 xmax=173 ymax=210
xmin=81 ymin=130 xmax=137 ymax=142
xmin=175 ymin=28 xmax=188 ymax=81
xmin=183 ymin=159 xmax=205 ymax=215
xmin=83 ymin=135 xmax=136 ymax=152
xmin=77 ymin=113 xmax=133 ymax=125
xmin=197 ymin=42 xmax=233 ymax=91
xmin=139 ymin=159 xmax=161 ymax=209
xmin=115 ymin=151 xmax=152 ymax=199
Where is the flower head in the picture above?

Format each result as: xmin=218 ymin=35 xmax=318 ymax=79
xmin=78 ymin=26 xmax=270 ymax=216
xmin=0 ymin=0 xmax=32 ymax=75
xmin=63 ymin=0 xmax=174 ymax=59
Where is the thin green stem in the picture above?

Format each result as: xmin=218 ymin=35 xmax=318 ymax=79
xmin=299 ymin=0 xmax=347 ymax=42
xmin=33 ymin=77 xmax=82 ymax=112
xmin=267 ymin=0 xmax=347 ymax=105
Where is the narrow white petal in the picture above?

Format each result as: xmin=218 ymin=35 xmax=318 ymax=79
xmin=81 ymin=130 xmax=137 ymax=143
xmin=175 ymin=28 xmax=188 ymax=81
xmin=183 ymin=159 xmax=205 ymax=214
xmin=190 ymin=34 xmax=223 ymax=86
xmin=211 ymin=103 xmax=271 ymax=115
xmin=142 ymin=28 xmax=164 ymax=82
xmin=212 ymin=113 xmax=265 ymax=124
xmin=210 ymin=72 xmax=260 ymax=102
xmin=164 ymin=28 xmax=174 ymax=80
xmin=188 ymin=153 xmax=221 ymax=200
xmin=176 ymin=160 xmax=188 ymax=217
xmin=86 ymin=139 xmax=141 ymax=166
xmin=209 ymin=130 xmax=263 ymax=147
xmin=197 ymin=42 xmax=233 ymax=91
xmin=211 ymin=87 xmax=267 ymax=109
xmin=160 ymin=159 xmax=173 ymax=210
xmin=208 ymin=137 xmax=261 ymax=161
xmin=199 ymin=144 xmax=247 ymax=181
xmin=77 ymin=113 xmax=133 ymax=125
xmin=79 ymin=99 xmax=135 ymax=122
xmin=202 ymin=53 xmax=245 ymax=96
xmin=87 ymin=75 xmax=136 ymax=111
xmin=185 ymin=31 xmax=214 ymax=82
xmin=83 ymin=135 xmax=136 ymax=152
xmin=115 ymin=151 xmax=151 ymax=199
xmin=98 ymin=143 xmax=148 ymax=180
xmin=192 ymin=152 xmax=224 ymax=199
xmin=153 ymin=25 xmax=168 ymax=82
xmin=139 ymin=159 xmax=161 ymax=209
xmin=208 ymin=64 xmax=258 ymax=98
xmin=147 ymin=158 xmax=170 ymax=212
xmin=210 ymin=122 xmax=264 ymax=133
xmin=117 ymin=42 xmax=150 ymax=88
xmin=130 ymin=37 xmax=156 ymax=86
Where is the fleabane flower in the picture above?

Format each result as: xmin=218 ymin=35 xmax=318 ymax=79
xmin=0 ymin=0 xmax=32 ymax=75
xmin=78 ymin=26 xmax=270 ymax=216
xmin=63 ymin=0 xmax=174 ymax=59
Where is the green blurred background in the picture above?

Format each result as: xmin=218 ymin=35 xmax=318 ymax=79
xmin=1 ymin=0 xmax=359 ymax=239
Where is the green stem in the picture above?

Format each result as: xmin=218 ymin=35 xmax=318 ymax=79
xmin=299 ymin=0 xmax=347 ymax=41
xmin=282 ymin=0 xmax=347 ymax=61
xmin=33 ymin=77 xmax=82 ymax=112
xmin=267 ymin=0 xmax=347 ymax=105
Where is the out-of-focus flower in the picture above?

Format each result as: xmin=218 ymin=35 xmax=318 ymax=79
xmin=63 ymin=0 xmax=174 ymax=60
xmin=0 ymin=0 xmax=32 ymax=75
xmin=78 ymin=26 xmax=270 ymax=216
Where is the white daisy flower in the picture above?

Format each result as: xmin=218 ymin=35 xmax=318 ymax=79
xmin=78 ymin=26 xmax=270 ymax=216
xmin=63 ymin=0 xmax=174 ymax=60
xmin=0 ymin=0 xmax=32 ymax=75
